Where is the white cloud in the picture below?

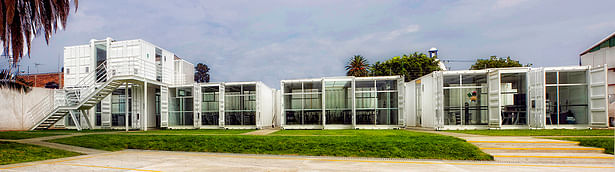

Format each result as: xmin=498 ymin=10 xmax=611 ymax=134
xmin=384 ymin=25 xmax=420 ymax=40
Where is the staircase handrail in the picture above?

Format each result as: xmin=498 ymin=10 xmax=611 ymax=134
xmin=26 ymin=94 xmax=55 ymax=127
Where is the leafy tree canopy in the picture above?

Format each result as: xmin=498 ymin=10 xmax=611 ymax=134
xmin=194 ymin=63 xmax=211 ymax=83
xmin=370 ymin=52 xmax=441 ymax=81
xmin=470 ymin=56 xmax=530 ymax=70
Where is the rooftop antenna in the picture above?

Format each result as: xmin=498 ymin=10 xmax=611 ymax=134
xmin=34 ymin=63 xmax=42 ymax=73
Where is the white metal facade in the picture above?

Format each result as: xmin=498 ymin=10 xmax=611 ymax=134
xmin=407 ymin=66 xmax=609 ymax=130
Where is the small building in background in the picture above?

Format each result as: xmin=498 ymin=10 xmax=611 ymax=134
xmin=16 ymin=72 xmax=64 ymax=89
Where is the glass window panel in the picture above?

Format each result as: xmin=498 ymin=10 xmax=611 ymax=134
xmin=325 ymin=81 xmax=352 ymax=124
xmin=559 ymin=71 xmax=587 ymax=84
xmin=546 ymin=72 xmax=557 ymax=84
xmin=376 ymin=109 xmax=398 ymax=125
xmin=283 ymin=82 xmax=302 ymax=93
xmin=444 ymin=88 xmax=462 ymax=125
xmin=461 ymin=88 xmax=488 ymax=125
xmin=546 ymin=86 xmax=558 ymax=125
xmin=355 ymin=92 xmax=376 ymax=109
xmin=376 ymin=80 xmax=397 ymax=90
xmin=558 ymin=85 xmax=588 ymax=124
xmin=500 ymin=73 xmax=527 ymax=125
xmin=355 ymin=81 xmax=375 ymax=91
xmin=444 ymin=74 xmax=460 ymax=87
xmin=377 ymin=92 xmax=398 ymax=108
xmin=304 ymin=81 xmax=322 ymax=93
xmin=356 ymin=110 xmax=375 ymax=124
xmin=303 ymin=94 xmax=322 ymax=110
xmin=462 ymin=74 xmax=487 ymax=86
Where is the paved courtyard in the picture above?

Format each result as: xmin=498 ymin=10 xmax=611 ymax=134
xmin=0 ymin=149 xmax=612 ymax=172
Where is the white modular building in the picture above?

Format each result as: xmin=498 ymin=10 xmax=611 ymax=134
xmin=406 ymin=66 xmax=609 ymax=130
xmin=27 ymin=38 xmax=276 ymax=131
xmin=281 ymin=76 xmax=404 ymax=129
xmin=194 ymin=82 xmax=275 ymax=129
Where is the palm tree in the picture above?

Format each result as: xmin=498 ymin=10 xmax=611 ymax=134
xmin=345 ymin=55 xmax=369 ymax=77
xmin=1 ymin=0 xmax=77 ymax=92
xmin=1 ymin=0 xmax=78 ymax=63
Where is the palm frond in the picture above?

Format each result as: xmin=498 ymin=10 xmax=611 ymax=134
xmin=1 ymin=0 xmax=78 ymax=63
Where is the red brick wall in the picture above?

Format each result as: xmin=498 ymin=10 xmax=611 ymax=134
xmin=16 ymin=72 xmax=64 ymax=88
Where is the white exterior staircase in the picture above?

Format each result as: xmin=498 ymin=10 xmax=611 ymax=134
xmin=28 ymin=62 xmax=126 ymax=130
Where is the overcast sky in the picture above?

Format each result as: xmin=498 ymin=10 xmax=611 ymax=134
xmin=14 ymin=0 xmax=615 ymax=88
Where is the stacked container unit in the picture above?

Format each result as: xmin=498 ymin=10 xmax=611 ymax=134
xmin=188 ymin=82 xmax=275 ymax=129
xmin=406 ymin=65 xmax=609 ymax=130
xmin=59 ymin=38 xmax=178 ymax=130
xmin=281 ymin=76 xmax=404 ymax=129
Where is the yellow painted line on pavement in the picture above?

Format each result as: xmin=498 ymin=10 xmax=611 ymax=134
xmin=137 ymin=151 xmax=614 ymax=169
xmin=481 ymin=147 xmax=604 ymax=150
xmin=469 ymin=141 xmax=579 ymax=144
xmin=495 ymin=155 xmax=614 ymax=159
xmin=58 ymin=163 xmax=160 ymax=172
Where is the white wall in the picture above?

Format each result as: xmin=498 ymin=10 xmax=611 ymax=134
xmin=63 ymin=45 xmax=92 ymax=87
xmin=0 ymin=88 xmax=54 ymax=130
xmin=174 ymin=59 xmax=195 ymax=85
xmin=257 ymin=82 xmax=275 ymax=128
xmin=405 ymin=81 xmax=416 ymax=127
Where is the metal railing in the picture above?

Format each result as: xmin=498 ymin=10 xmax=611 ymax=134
xmin=26 ymin=94 xmax=55 ymax=127
xmin=26 ymin=56 xmax=159 ymax=128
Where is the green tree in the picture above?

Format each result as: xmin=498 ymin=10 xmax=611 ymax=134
xmin=370 ymin=52 xmax=441 ymax=81
xmin=470 ymin=56 xmax=529 ymax=70
xmin=194 ymin=63 xmax=211 ymax=83
xmin=345 ymin=55 xmax=370 ymax=77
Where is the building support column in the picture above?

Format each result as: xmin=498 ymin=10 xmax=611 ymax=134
xmin=143 ymin=81 xmax=148 ymax=131
xmin=80 ymin=109 xmax=93 ymax=129
xmin=69 ymin=110 xmax=82 ymax=131
xmin=125 ymin=82 xmax=129 ymax=132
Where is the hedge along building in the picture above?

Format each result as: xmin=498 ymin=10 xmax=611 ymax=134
xmin=25 ymin=38 xmax=276 ymax=131
xmin=280 ymin=76 xmax=404 ymax=129
xmin=405 ymin=65 xmax=609 ymax=130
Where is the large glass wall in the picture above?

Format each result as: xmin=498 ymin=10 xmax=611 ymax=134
xmin=545 ymin=71 xmax=588 ymax=125
xmin=325 ymin=80 xmax=352 ymax=124
xmin=169 ymin=87 xmax=194 ymax=126
xmin=201 ymin=86 xmax=219 ymax=125
xmin=283 ymin=81 xmax=322 ymax=125
xmin=111 ymin=88 xmax=131 ymax=127
xmin=500 ymin=73 xmax=527 ymax=125
xmin=354 ymin=79 xmax=399 ymax=125
xmin=443 ymin=73 xmax=488 ymax=125
xmin=225 ymin=84 xmax=256 ymax=125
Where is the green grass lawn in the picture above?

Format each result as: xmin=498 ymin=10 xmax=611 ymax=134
xmin=0 ymin=141 xmax=81 ymax=165
xmin=444 ymin=129 xmax=614 ymax=136
xmin=272 ymin=129 xmax=423 ymax=136
xmin=49 ymin=130 xmax=493 ymax=161
xmin=0 ymin=131 xmax=64 ymax=140
xmin=0 ymin=129 xmax=122 ymax=140
xmin=127 ymin=129 xmax=255 ymax=135
xmin=549 ymin=137 xmax=614 ymax=154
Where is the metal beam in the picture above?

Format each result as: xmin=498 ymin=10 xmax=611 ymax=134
xmin=69 ymin=110 xmax=82 ymax=131
xmin=80 ymin=109 xmax=93 ymax=129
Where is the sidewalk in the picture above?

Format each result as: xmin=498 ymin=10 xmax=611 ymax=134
xmin=408 ymin=129 xmax=615 ymax=165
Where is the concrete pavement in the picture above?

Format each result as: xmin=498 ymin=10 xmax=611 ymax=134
xmin=413 ymin=130 xmax=615 ymax=164
xmin=0 ymin=150 xmax=613 ymax=172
